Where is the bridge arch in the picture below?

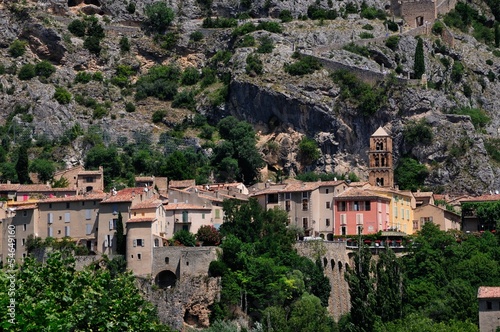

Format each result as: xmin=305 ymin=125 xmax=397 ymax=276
xmin=155 ymin=269 xmax=177 ymax=289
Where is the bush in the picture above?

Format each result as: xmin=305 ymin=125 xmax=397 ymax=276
xmin=93 ymin=72 xmax=103 ymax=81
xmin=432 ymin=20 xmax=444 ymax=34
xmin=35 ymin=60 xmax=56 ymax=78
xmin=298 ymin=137 xmax=320 ymax=163
xmin=343 ymin=42 xmax=370 ymax=57
xmin=181 ymin=67 xmax=200 ymax=86
xmin=413 ymin=37 xmax=425 ymax=79
xmin=361 ymin=6 xmax=385 ymax=20
xmin=307 ymin=5 xmax=338 ymax=20
xmin=189 ymin=31 xmax=204 ymax=42
xmin=135 ymin=65 xmax=180 ymax=100
xmin=284 ymin=55 xmax=321 ymax=76
xmin=386 ymin=20 xmax=399 ymax=32
xmin=119 ymin=36 xmax=130 ymax=53
xmin=236 ymin=34 xmax=255 ymax=47
xmin=126 ymin=2 xmax=136 ymax=14
xmin=68 ymin=19 xmax=86 ymax=37
xmin=452 ymin=107 xmax=490 ymax=130
xmin=18 ymin=64 xmax=36 ymax=80
xmin=196 ymin=225 xmax=222 ymax=246
xmin=451 ymin=61 xmax=464 ymax=83
xmin=74 ymin=71 xmax=93 ymax=84
xmin=125 ymin=102 xmax=136 ymax=112
xmin=394 ymin=157 xmax=429 ymax=191
xmin=257 ymin=36 xmax=274 ymax=53
xmin=152 ymin=110 xmax=167 ymax=123
xmin=385 ymin=35 xmax=400 ymax=50
xmin=246 ymin=53 xmax=263 ymax=75
xmin=362 ymin=24 xmax=374 ymax=30
xmin=486 ymin=59 xmax=493 ymax=65
xmin=202 ymin=17 xmax=237 ymax=28
xmin=92 ymin=105 xmax=108 ymax=119
xmin=173 ymin=229 xmax=196 ymax=246
xmin=232 ymin=22 xmax=257 ymax=37
xmin=208 ymin=260 xmax=227 ymax=277
xmin=257 ymin=21 xmax=283 ymax=34
xmin=145 ymin=2 xmax=174 ymax=34
xmin=172 ymin=90 xmax=196 ymax=110
xmin=83 ymin=35 xmax=102 ymax=54
xmin=54 ymin=87 xmax=72 ymax=104
xmin=403 ymin=119 xmax=433 ymax=147
xmin=201 ymin=67 xmax=217 ymax=87
xmin=359 ymin=32 xmax=374 ymax=39
xmin=279 ymin=10 xmax=293 ymax=22
xmin=9 ymin=39 xmax=26 ymax=58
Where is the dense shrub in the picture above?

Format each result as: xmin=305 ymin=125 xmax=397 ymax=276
xmin=125 ymin=102 xmax=136 ymax=113
xmin=343 ymin=42 xmax=370 ymax=57
xmin=307 ymin=5 xmax=338 ymax=20
xmin=403 ymin=119 xmax=433 ymax=147
xmin=74 ymin=72 xmax=92 ymax=84
xmin=385 ymin=35 xmax=400 ymax=50
xmin=432 ymin=20 xmax=444 ymax=34
xmin=9 ymin=40 xmax=26 ymax=58
xmin=257 ymin=21 xmax=283 ymax=34
xmin=189 ymin=31 xmax=204 ymax=42
xmin=279 ymin=10 xmax=293 ymax=22
xmin=202 ymin=17 xmax=237 ymax=28
xmin=196 ymin=225 xmax=222 ymax=246
xmin=298 ymin=137 xmax=320 ymax=163
xmin=173 ymin=229 xmax=196 ymax=246
xmin=451 ymin=107 xmax=490 ymax=130
xmin=284 ymin=55 xmax=321 ymax=76
xmin=135 ymin=65 xmax=180 ymax=100
xmin=236 ymin=35 xmax=255 ymax=47
xmin=172 ymin=90 xmax=196 ymax=110
xmin=232 ymin=22 xmax=257 ymax=37
xmin=35 ymin=60 xmax=56 ymax=78
xmin=200 ymin=67 xmax=217 ymax=87
xmin=451 ymin=61 xmax=464 ymax=83
xmin=413 ymin=37 xmax=425 ymax=79
xmin=126 ymin=2 xmax=136 ymax=14
xmin=180 ymin=67 xmax=200 ymax=86
xmin=386 ymin=20 xmax=399 ymax=32
xmin=360 ymin=5 xmax=386 ymax=20
xmin=362 ymin=24 xmax=374 ymax=30
xmin=246 ymin=53 xmax=263 ymax=75
xmin=54 ymin=87 xmax=72 ymax=104
xmin=18 ymin=64 xmax=36 ymax=80
xmin=119 ymin=36 xmax=130 ymax=53
xmin=394 ymin=157 xmax=429 ymax=191
xmin=144 ymin=2 xmax=174 ymax=34
xmin=257 ymin=36 xmax=274 ymax=53
xmin=68 ymin=19 xmax=86 ymax=37
xmin=152 ymin=110 xmax=167 ymax=123
xmin=359 ymin=32 xmax=374 ymax=39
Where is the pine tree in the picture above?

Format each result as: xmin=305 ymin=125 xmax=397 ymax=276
xmin=115 ymin=212 xmax=126 ymax=255
xmin=413 ymin=37 xmax=425 ymax=79
xmin=16 ymin=144 xmax=30 ymax=184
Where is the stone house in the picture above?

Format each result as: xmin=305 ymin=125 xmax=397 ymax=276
xmin=460 ymin=194 xmax=500 ymax=232
xmin=478 ymin=286 xmax=500 ymax=332
xmin=412 ymin=203 xmax=461 ymax=232
xmin=53 ymin=165 xmax=104 ymax=194
xmin=1 ymin=204 xmax=38 ymax=261
xmin=164 ymin=203 xmax=213 ymax=239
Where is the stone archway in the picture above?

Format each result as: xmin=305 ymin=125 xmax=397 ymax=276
xmin=155 ymin=269 xmax=177 ymax=289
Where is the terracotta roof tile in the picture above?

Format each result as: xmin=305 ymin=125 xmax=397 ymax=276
xmin=336 ymin=187 xmax=391 ymax=200
xmin=413 ymin=191 xmax=434 ymax=197
xmin=14 ymin=204 xmax=37 ymax=210
xmin=169 ymin=180 xmax=196 ymax=188
xmin=251 ymin=181 xmax=344 ymax=196
xmin=17 ymin=184 xmax=52 ymax=192
xmin=131 ymin=199 xmax=162 ymax=210
xmin=101 ymin=187 xmax=145 ymax=203
xmin=478 ymin=286 xmax=500 ymax=299
xmin=462 ymin=194 xmax=500 ymax=202
xmin=164 ymin=203 xmax=212 ymax=210
xmin=40 ymin=193 xmax=106 ymax=203
xmin=78 ymin=170 xmax=102 ymax=176
xmin=0 ymin=184 xmax=21 ymax=191
xmin=135 ymin=176 xmax=154 ymax=182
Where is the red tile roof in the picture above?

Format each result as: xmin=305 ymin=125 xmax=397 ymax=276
xmin=169 ymin=180 xmax=196 ymax=188
xmin=462 ymin=194 xmax=500 ymax=202
xmin=135 ymin=176 xmax=154 ymax=182
xmin=40 ymin=193 xmax=106 ymax=203
xmin=0 ymin=184 xmax=21 ymax=191
xmin=101 ymin=187 xmax=145 ymax=203
xmin=478 ymin=286 xmax=500 ymax=299
xmin=164 ymin=203 xmax=212 ymax=210
xmin=336 ymin=187 xmax=391 ymax=200
xmin=78 ymin=170 xmax=102 ymax=176
xmin=131 ymin=199 xmax=162 ymax=210
xmin=17 ymin=184 xmax=52 ymax=192
xmin=251 ymin=181 xmax=344 ymax=196
xmin=14 ymin=204 xmax=37 ymax=210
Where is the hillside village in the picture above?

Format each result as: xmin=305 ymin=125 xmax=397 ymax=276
xmin=1 ymin=127 xmax=496 ymax=275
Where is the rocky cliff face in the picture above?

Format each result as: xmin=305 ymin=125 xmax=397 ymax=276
xmin=1 ymin=0 xmax=500 ymax=194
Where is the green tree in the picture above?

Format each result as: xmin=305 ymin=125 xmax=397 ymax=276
xmin=145 ymin=2 xmax=175 ymax=34
xmin=85 ymin=145 xmax=123 ymax=186
xmin=196 ymin=225 xmax=222 ymax=246
xmin=0 ymin=252 xmax=171 ymax=331
xmin=394 ymin=157 xmax=429 ymax=191
xmin=9 ymin=39 xmax=27 ymax=58
xmin=115 ymin=212 xmax=126 ymax=255
xmin=29 ymin=159 xmax=56 ymax=184
xmin=173 ymin=229 xmax=196 ymax=246
xmin=181 ymin=66 xmax=200 ymax=85
xmin=288 ymin=293 xmax=335 ymax=332
xmin=119 ymin=36 xmax=131 ymax=53
xmin=68 ymin=19 xmax=86 ymax=37
xmin=298 ymin=137 xmax=320 ymax=164
xmin=374 ymin=247 xmax=403 ymax=322
xmin=16 ymin=144 xmax=31 ymax=184
xmin=35 ymin=60 xmax=56 ymax=78
xmin=414 ymin=37 xmax=425 ymax=79
xmin=18 ymin=63 xmax=36 ymax=80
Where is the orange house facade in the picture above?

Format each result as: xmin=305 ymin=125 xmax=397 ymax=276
xmin=333 ymin=187 xmax=391 ymax=236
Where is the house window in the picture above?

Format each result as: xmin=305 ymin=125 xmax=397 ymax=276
xmin=82 ymin=201 xmax=85 ymax=206
xmin=85 ymin=177 xmax=95 ymax=183
xmin=182 ymin=211 xmax=188 ymax=223
xmin=165 ymin=257 xmax=169 ymax=264
xmin=202 ymin=213 xmax=205 ymax=219
xmin=137 ymin=253 xmax=142 ymax=260
xmin=326 ymin=201 xmax=331 ymax=209
xmin=302 ymin=218 xmax=308 ymax=229
xmin=302 ymin=199 xmax=308 ymax=211
xmin=338 ymin=201 xmax=347 ymax=211
xmin=326 ymin=219 xmax=330 ymax=227
xmin=86 ymin=224 xmax=92 ymax=235
xmin=66 ymin=202 xmax=70 ymax=209
xmin=285 ymin=193 xmax=291 ymax=200
xmin=285 ymin=200 xmax=291 ymax=211
xmin=23 ymin=224 xmax=27 ymax=231
xmin=357 ymin=226 xmax=363 ymax=235
xmin=134 ymin=239 xmax=144 ymax=247
xmin=85 ymin=209 xmax=92 ymax=220
xmin=23 ymin=211 xmax=27 ymax=217
xmin=413 ymin=220 xmax=419 ymax=230
xmin=267 ymin=194 xmax=278 ymax=204
xmin=325 ymin=188 xmax=329 ymax=194
xmin=487 ymin=301 xmax=492 ymax=310
xmin=22 ymin=238 xmax=25 ymax=246
xmin=64 ymin=226 xmax=70 ymax=237
xmin=353 ymin=201 xmax=360 ymax=211
xmin=341 ymin=226 xmax=346 ymax=236
xmin=215 ymin=209 xmax=220 ymax=219
xmin=64 ymin=213 xmax=71 ymax=223
xmin=49 ymin=203 xmax=52 ymax=209
xmin=365 ymin=201 xmax=371 ymax=211
xmin=154 ymin=239 xmax=159 ymax=247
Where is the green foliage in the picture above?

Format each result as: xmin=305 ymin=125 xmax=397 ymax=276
xmin=52 ymin=176 xmax=70 ymax=188
xmin=484 ymin=138 xmax=500 ymax=162
xmin=173 ymin=229 xmax=196 ymax=246
xmin=157 ymin=32 xmax=179 ymax=49
xmin=279 ymin=9 xmax=293 ymax=22
xmin=83 ymin=35 xmax=102 ymax=54
xmin=236 ymin=34 xmax=255 ymax=47
xmin=9 ymin=39 xmax=27 ymax=58
xmin=307 ymin=5 xmax=338 ymax=20
xmin=385 ymin=35 xmax=400 ymax=51
xmin=298 ymin=136 xmax=320 ymax=164
xmin=360 ymin=3 xmax=386 ymax=20
xmin=172 ymin=90 xmax=196 ymax=110
xmin=145 ymin=2 xmax=175 ymax=34
xmin=85 ymin=145 xmax=122 ymax=186
xmin=181 ymin=66 xmax=200 ymax=86
xmin=394 ymin=157 xmax=429 ymax=191
xmin=362 ymin=23 xmax=374 ymax=30
xmin=115 ymin=212 xmax=126 ymax=255
xmin=331 ymin=69 xmax=386 ymax=115
xmin=125 ymin=101 xmax=136 ymax=112
xmin=200 ymin=67 xmax=217 ymax=87
xmin=34 ymin=60 xmax=56 ymax=79
xmin=284 ymin=54 xmax=321 ymax=76
xmin=432 ymin=20 xmax=444 ymax=34
xmin=343 ymin=42 xmax=371 ymax=57
xmin=0 ymin=252 xmax=170 ymax=331
xmin=196 ymin=225 xmax=222 ymax=246
xmin=119 ymin=36 xmax=131 ymax=53
xmin=413 ymin=37 xmax=425 ymax=79
xmin=359 ymin=32 xmax=374 ymax=39
xmin=111 ymin=64 xmax=134 ymax=88
xmin=256 ymin=35 xmax=273 ymax=53
xmin=246 ymin=53 xmax=263 ymax=75
xmin=189 ymin=30 xmax=204 ymax=42
xmin=29 ymin=159 xmax=55 ymax=183
xmin=202 ymin=17 xmax=237 ymax=28
xmin=18 ymin=63 xmax=36 ymax=80
xmin=450 ymin=107 xmax=490 ymax=130
xmin=126 ymin=1 xmax=136 ymax=14
xmin=53 ymin=86 xmax=72 ymax=104
xmin=16 ymin=144 xmax=30 ymax=184
xmin=135 ymin=65 xmax=180 ymax=100
xmin=68 ymin=19 xmax=86 ymax=37
xmin=212 ymin=117 xmax=264 ymax=184
xmin=257 ymin=21 xmax=283 ymax=34
xmin=152 ymin=109 xmax=167 ymax=123
xmin=450 ymin=61 xmax=464 ymax=83
xmin=232 ymin=22 xmax=257 ymax=37
xmin=403 ymin=119 xmax=433 ymax=148
xmin=386 ymin=20 xmax=399 ymax=32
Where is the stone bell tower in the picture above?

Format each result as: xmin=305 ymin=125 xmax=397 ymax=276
xmin=368 ymin=127 xmax=394 ymax=188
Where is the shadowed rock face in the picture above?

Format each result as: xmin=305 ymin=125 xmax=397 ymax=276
xmin=68 ymin=0 xmax=101 ymax=7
